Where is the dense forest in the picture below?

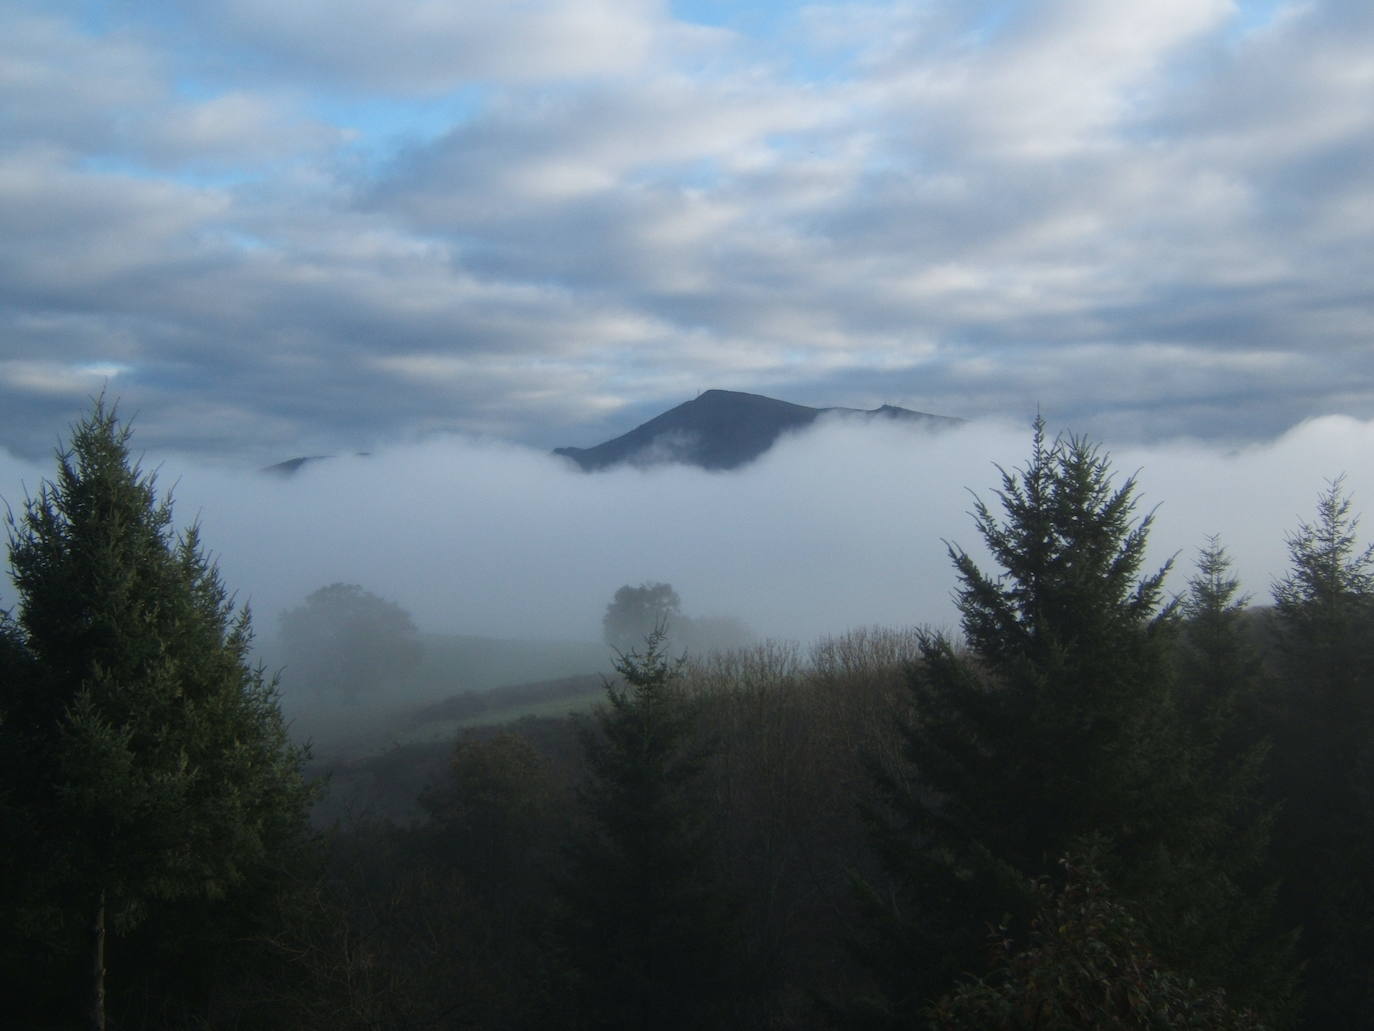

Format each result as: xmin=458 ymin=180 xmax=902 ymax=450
xmin=3 ymin=405 xmax=1373 ymax=1030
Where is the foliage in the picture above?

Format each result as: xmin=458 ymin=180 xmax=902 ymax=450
xmin=929 ymin=854 xmax=1267 ymax=1031
xmin=1170 ymin=540 xmax=1295 ymax=1016
xmin=602 ymin=581 xmax=681 ymax=652
xmin=1180 ymin=539 xmax=1255 ymax=707
xmin=419 ymin=732 xmax=558 ymax=893
xmin=556 ymin=627 xmax=741 ymax=1030
xmin=1268 ymin=477 xmax=1374 ymax=1027
xmin=278 ymin=582 xmax=422 ymax=703
xmin=0 ymin=399 xmax=315 ymax=1028
xmin=857 ymin=418 xmax=1273 ymax=1025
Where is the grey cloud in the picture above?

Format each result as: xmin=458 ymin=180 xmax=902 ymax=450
xmin=181 ymin=0 xmax=669 ymax=93
xmin=0 ymin=2 xmax=1370 ymax=462
xmin=2 ymin=14 xmax=340 ymax=170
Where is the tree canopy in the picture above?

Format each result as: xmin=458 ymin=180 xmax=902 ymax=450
xmin=1268 ymin=477 xmax=1374 ymax=1026
xmin=602 ymin=581 xmax=682 ymax=653
xmin=278 ymin=582 xmax=422 ymax=703
xmin=557 ymin=627 xmax=740 ymax=1029
xmin=0 ymin=399 xmax=315 ymax=1029
xmin=858 ymin=418 xmax=1279 ymax=1026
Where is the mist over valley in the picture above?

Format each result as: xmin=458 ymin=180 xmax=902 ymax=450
xmin=5 ymin=401 xmax=1370 ymax=721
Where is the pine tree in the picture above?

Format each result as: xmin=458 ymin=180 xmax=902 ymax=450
xmin=556 ymin=627 xmax=740 ymax=1030
xmin=1180 ymin=539 xmax=1260 ymax=726
xmin=1175 ymin=540 xmax=1294 ymax=1020
xmin=857 ymin=419 xmax=1276 ymax=1027
xmin=0 ymin=400 xmax=315 ymax=1029
xmin=1268 ymin=477 xmax=1374 ymax=1027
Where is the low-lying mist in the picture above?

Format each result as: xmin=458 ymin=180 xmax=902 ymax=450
xmin=3 ymin=413 xmax=1372 ymax=658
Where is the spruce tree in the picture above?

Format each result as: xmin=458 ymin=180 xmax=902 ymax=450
xmin=1175 ymin=540 xmax=1294 ymax=1020
xmin=556 ymin=628 xmax=739 ymax=1030
xmin=1268 ymin=477 xmax=1374 ymax=1027
xmin=0 ymin=400 xmax=315 ymax=1029
xmin=858 ymin=419 xmax=1276 ymax=1026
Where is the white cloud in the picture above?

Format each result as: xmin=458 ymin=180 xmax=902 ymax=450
xmin=198 ymin=0 xmax=671 ymax=91
xmin=0 ymin=14 xmax=339 ymax=169
xmin=4 ymin=412 xmax=1357 ymax=658
xmin=0 ymin=1 xmax=1370 ymax=462
xmin=0 ymin=149 xmax=231 ymax=290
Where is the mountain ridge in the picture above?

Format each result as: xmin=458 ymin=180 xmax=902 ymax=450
xmin=554 ymin=389 xmax=961 ymax=472
xmin=262 ymin=390 xmax=962 ymax=475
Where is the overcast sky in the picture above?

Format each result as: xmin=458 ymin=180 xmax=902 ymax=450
xmin=1 ymin=0 xmax=1370 ymax=463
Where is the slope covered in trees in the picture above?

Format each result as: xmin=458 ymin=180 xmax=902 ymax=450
xmin=850 ymin=420 xmax=1285 ymax=1027
xmin=5 ymin=403 xmax=1372 ymax=1029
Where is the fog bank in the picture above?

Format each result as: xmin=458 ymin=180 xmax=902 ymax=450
xmin=2 ymin=414 xmax=1371 ymax=647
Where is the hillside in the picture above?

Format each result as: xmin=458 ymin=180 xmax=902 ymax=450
xmin=554 ymin=388 xmax=960 ymax=471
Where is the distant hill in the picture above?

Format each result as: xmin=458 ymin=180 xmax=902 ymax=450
xmin=555 ymin=389 xmax=961 ymax=472
xmin=261 ymin=452 xmax=371 ymax=477
xmin=263 ymin=390 xmax=960 ymax=476
xmin=261 ymin=455 xmax=330 ymax=476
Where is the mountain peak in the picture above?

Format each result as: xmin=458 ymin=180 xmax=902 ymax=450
xmin=555 ymin=390 xmax=959 ymax=472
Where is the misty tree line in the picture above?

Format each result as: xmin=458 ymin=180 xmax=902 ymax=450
xmin=2 ymin=403 xmax=1372 ymax=1029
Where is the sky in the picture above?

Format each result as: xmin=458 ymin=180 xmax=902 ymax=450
xmin=1 ymin=0 xmax=1371 ymax=464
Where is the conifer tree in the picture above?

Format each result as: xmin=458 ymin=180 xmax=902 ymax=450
xmin=1268 ymin=477 xmax=1374 ymax=1027
xmin=1175 ymin=540 xmax=1294 ymax=1019
xmin=858 ymin=420 xmax=1276 ymax=1027
xmin=1180 ymin=539 xmax=1260 ymax=723
xmin=557 ymin=628 xmax=739 ymax=1030
xmin=0 ymin=400 xmax=315 ymax=1029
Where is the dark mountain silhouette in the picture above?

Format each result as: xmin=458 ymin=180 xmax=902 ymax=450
xmin=261 ymin=455 xmax=331 ymax=476
xmin=261 ymin=452 xmax=372 ymax=477
xmin=265 ymin=391 xmax=959 ymax=476
xmin=554 ymin=389 xmax=961 ymax=472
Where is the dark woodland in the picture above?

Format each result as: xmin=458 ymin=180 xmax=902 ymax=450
xmin=3 ymin=403 xmax=1372 ymax=1029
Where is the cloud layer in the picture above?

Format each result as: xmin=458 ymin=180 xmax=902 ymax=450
xmin=1 ymin=1 xmax=1370 ymax=460
xmin=5 ymin=415 xmax=1369 ymax=657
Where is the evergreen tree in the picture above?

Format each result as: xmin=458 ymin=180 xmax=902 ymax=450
xmin=556 ymin=627 xmax=740 ymax=1030
xmin=0 ymin=400 xmax=315 ymax=1029
xmin=857 ymin=419 xmax=1275 ymax=1027
xmin=1268 ymin=477 xmax=1374 ymax=1027
xmin=1175 ymin=540 xmax=1294 ymax=1020
xmin=1179 ymin=539 xmax=1260 ymax=726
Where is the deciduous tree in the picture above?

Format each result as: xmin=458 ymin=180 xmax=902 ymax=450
xmin=929 ymin=853 xmax=1267 ymax=1031
xmin=602 ymin=581 xmax=681 ymax=652
xmin=278 ymin=582 xmax=421 ymax=703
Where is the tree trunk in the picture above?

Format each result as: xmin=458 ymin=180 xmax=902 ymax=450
xmin=90 ymin=889 xmax=106 ymax=1031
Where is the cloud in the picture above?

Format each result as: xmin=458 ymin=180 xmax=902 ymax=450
xmin=187 ymin=0 xmax=674 ymax=92
xmin=5 ymin=414 xmax=1364 ymax=664
xmin=861 ymin=0 xmax=1234 ymax=159
xmin=0 ymin=14 xmax=341 ymax=168
xmin=0 ymin=2 xmax=1369 ymax=463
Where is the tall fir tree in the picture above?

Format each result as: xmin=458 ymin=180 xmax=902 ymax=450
xmin=1175 ymin=539 xmax=1294 ymax=1021
xmin=0 ymin=400 xmax=315 ymax=1030
xmin=857 ymin=419 xmax=1282 ymax=1027
xmin=556 ymin=627 xmax=740 ymax=1030
xmin=1268 ymin=477 xmax=1374 ymax=1027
